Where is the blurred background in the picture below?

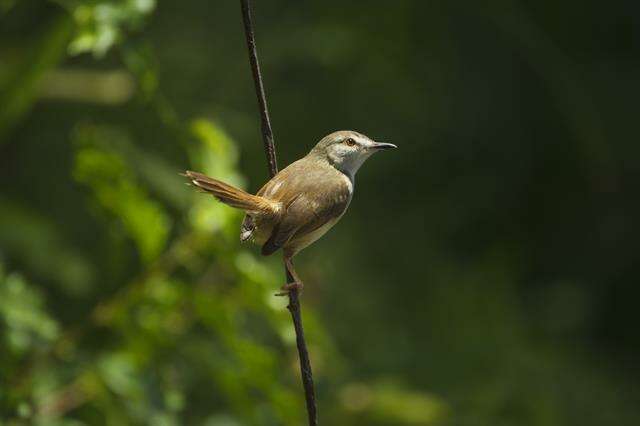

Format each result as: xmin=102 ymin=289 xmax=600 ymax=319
xmin=1 ymin=0 xmax=639 ymax=425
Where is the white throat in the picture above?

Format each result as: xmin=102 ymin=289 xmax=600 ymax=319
xmin=330 ymin=151 xmax=373 ymax=181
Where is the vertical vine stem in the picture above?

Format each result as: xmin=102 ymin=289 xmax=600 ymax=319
xmin=239 ymin=1 xmax=318 ymax=425
xmin=240 ymin=0 xmax=278 ymax=178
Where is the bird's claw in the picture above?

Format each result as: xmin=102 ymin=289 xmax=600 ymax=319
xmin=275 ymin=281 xmax=304 ymax=296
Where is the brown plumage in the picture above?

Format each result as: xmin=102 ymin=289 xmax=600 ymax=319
xmin=184 ymin=171 xmax=279 ymax=215
xmin=185 ymin=130 xmax=396 ymax=290
xmin=185 ymin=157 xmax=351 ymax=258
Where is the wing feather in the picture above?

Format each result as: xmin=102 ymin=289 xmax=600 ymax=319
xmin=243 ymin=157 xmax=352 ymax=256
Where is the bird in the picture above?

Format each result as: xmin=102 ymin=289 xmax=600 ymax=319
xmin=184 ymin=130 xmax=396 ymax=294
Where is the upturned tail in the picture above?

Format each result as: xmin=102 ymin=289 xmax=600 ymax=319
xmin=184 ymin=170 xmax=278 ymax=215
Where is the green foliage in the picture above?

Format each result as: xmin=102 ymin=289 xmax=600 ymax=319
xmin=0 ymin=266 xmax=59 ymax=354
xmin=72 ymin=124 xmax=171 ymax=263
xmin=0 ymin=116 xmax=308 ymax=423
xmin=59 ymin=0 xmax=157 ymax=57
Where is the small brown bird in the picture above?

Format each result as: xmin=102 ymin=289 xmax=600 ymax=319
xmin=185 ymin=130 xmax=396 ymax=293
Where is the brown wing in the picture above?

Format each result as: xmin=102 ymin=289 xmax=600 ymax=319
xmin=240 ymin=160 xmax=306 ymax=242
xmin=260 ymin=159 xmax=351 ymax=256
xmin=242 ymin=158 xmax=312 ymax=243
xmin=256 ymin=159 xmax=310 ymax=201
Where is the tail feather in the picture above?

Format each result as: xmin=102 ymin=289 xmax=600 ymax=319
xmin=184 ymin=170 xmax=279 ymax=215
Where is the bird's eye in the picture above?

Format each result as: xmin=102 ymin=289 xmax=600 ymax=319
xmin=344 ymin=138 xmax=356 ymax=146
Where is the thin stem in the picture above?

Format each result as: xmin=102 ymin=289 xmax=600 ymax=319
xmin=240 ymin=0 xmax=278 ymax=178
xmin=285 ymin=262 xmax=318 ymax=424
xmin=239 ymin=1 xmax=318 ymax=425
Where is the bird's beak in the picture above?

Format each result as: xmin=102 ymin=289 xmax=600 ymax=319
xmin=369 ymin=141 xmax=397 ymax=150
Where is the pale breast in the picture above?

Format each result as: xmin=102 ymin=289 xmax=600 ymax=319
xmin=286 ymin=214 xmax=342 ymax=255
xmin=285 ymin=166 xmax=353 ymax=255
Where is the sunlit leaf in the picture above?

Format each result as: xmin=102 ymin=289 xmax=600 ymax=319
xmin=188 ymin=119 xmax=246 ymax=235
xmin=59 ymin=0 xmax=156 ymax=58
xmin=98 ymin=351 xmax=142 ymax=398
xmin=0 ymin=266 xmax=59 ymax=354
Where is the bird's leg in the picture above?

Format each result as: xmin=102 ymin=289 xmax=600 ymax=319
xmin=284 ymin=256 xmax=301 ymax=282
xmin=275 ymin=256 xmax=303 ymax=296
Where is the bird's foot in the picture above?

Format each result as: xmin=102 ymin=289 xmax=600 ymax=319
xmin=275 ymin=281 xmax=304 ymax=297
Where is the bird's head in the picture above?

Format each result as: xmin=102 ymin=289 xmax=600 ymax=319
xmin=311 ymin=130 xmax=396 ymax=176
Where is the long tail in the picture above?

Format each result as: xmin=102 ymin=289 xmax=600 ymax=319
xmin=184 ymin=170 xmax=279 ymax=215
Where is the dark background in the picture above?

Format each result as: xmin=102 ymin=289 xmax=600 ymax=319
xmin=1 ymin=1 xmax=638 ymax=425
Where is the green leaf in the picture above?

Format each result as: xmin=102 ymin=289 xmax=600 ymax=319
xmin=0 ymin=266 xmax=59 ymax=354
xmin=187 ymin=119 xmax=246 ymax=234
xmin=60 ymin=0 xmax=157 ymax=58
xmin=72 ymin=123 xmax=170 ymax=263
xmin=98 ymin=351 xmax=142 ymax=398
